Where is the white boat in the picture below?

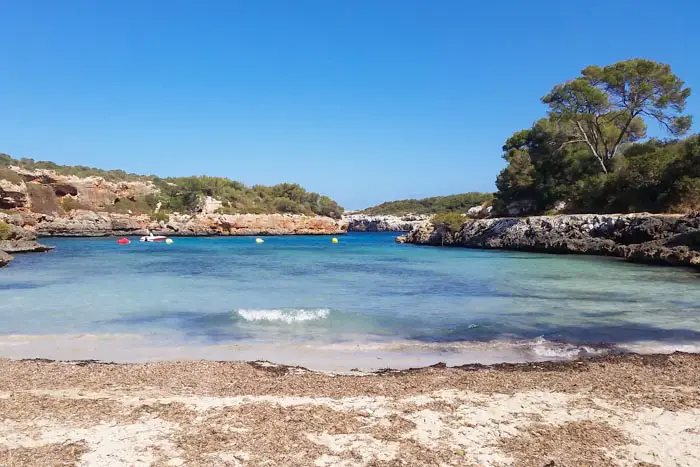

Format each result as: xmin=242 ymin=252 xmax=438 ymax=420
xmin=140 ymin=230 xmax=168 ymax=242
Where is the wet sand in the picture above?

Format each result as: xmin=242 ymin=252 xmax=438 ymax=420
xmin=1 ymin=353 xmax=700 ymax=466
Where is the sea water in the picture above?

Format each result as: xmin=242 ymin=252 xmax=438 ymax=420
xmin=1 ymin=232 xmax=700 ymax=370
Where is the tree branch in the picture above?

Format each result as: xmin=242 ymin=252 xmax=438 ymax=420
xmin=640 ymin=109 xmax=674 ymax=133
xmin=593 ymin=114 xmax=610 ymax=158
xmin=575 ymin=120 xmax=608 ymax=173
xmin=608 ymin=112 xmax=638 ymax=160
xmin=556 ymin=139 xmax=586 ymax=153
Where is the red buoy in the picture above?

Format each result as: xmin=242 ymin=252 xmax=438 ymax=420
xmin=117 ymin=238 xmax=130 ymax=245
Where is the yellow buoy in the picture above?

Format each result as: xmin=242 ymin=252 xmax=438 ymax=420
xmin=165 ymin=238 xmax=174 ymax=245
xmin=255 ymin=238 xmax=264 ymax=244
xmin=332 ymin=237 xmax=339 ymax=244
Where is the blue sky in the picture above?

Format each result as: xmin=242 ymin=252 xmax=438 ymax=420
xmin=1 ymin=1 xmax=698 ymax=209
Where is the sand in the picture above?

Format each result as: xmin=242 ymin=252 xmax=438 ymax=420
xmin=1 ymin=353 xmax=699 ymax=466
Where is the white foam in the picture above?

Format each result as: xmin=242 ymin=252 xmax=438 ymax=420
xmin=529 ymin=336 xmax=608 ymax=359
xmin=618 ymin=341 xmax=700 ymax=355
xmin=235 ymin=308 xmax=330 ymax=324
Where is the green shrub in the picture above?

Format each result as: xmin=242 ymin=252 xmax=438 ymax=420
xmin=150 ymin=211 xmax=170 ymax=222
xmin=103 ymin=196 xmax=154 ymax=215
xmin=61 ymin=197 xmax=92 ymax=212
xmin=0 ymin=221 xmax=11 ymax=240
xmin=0 ymin=167 xmax=24 ymax=185
xmin=361 ymin=192 xmax=493 ymax=216
xmin=431 ymin=212 xmax=465 ymax=232
xmin=26 ymin=184 xmax=61 ymax=214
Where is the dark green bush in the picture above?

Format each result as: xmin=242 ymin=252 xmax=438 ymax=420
xmin=362 ymin=192 xmax=493 ymax=216
xmin=431 ymin=212 xmax=466 ymax=232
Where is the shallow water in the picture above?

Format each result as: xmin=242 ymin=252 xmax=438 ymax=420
xmin=1 ymin=232 xmax=700 ymax=370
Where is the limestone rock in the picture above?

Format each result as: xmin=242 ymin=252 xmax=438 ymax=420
xmin=198 ymin=196 xmax=223 ymax=214
xmin=344 ymin=214 xmax=429 ymax=232
xmin=3 ymin=165 xmax=158 ymax=212
xmin=0 ymin=250 xmax=11 ymax=267
xmin=403 ymin=213 xmax=700 ymax=269
xmin=467 ymin=204 xmax=492 ymax=219
xmin=0 ymin=177 xmax=28 ymax=209
xmin=10 ymin=210 xmax=346 ymax=237
xmin=0 ymin=240 xmax=54 ymax=253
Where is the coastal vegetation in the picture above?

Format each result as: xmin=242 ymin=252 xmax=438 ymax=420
xmin=494 ymin=59 xmax=697 ymax=215
xmin=0 ymin=154 xmax=344 ymax=219
xmin=0 ymin=221 xmax=11 ymax=240
xmin=360 ymin=192 xmax=492 ymax=216
xmin=430 ymin=212 xmax=465 ymax=232
xmin=155 ymin=177 xmax=344 ymax=218
xmin=0 ymin=153 xmax=151 ymax=182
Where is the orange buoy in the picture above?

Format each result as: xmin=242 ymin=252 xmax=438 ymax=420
xmin=117 ymin=238 xmax=130 ymax=245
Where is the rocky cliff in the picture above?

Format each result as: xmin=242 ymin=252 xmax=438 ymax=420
xmin=0 ymin=166 xmax=156 ymax=213
xmin=1 ymin=211 xmax=346 ymax=237
xmin=344 ymin=214 xmax=430 ymax=232
xmin=397 ymin=214 xmax=700 ymax=269
xmin=0 ymin=165 xmax=346 ymax=237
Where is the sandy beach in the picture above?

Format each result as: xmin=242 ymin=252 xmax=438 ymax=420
xmin=1 ymin=353 xmax=699 ymax=466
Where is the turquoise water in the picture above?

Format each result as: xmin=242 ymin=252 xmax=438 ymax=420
xmin=1 ymin=232 xmax=700 ymax=368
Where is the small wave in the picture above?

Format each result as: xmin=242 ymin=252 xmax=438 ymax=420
xmin=235 ymin=308 xmax=330 ymax=324
xmin=529 ymin=336 xmax=611 ymax=359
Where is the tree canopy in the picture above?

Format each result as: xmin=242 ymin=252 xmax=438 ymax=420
xmin=495 ymin=59 xmax=697 ymax=216
xmin=359 ymin=192 xmax=493 ymax=216
xmin=542 ymin=59 xmax=691 ymax=173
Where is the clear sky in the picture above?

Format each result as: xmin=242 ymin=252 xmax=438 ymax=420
xmin=1 ymin=0 xmax=698 ymax=209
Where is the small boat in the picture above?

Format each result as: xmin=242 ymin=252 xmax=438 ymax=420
xmin=140 ymin=230 xmax=168 ymax=242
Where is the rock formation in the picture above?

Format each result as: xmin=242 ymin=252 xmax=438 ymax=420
xmin=0 ymin=250 xmax=11 ymax=268
xmin=1 ymin=211 xmax=346 ymax=237
xmin=344 ymin=214 xmax=429 ymax=232
xmin=0 ymin=165 xmax=346 ymax=238
xmin=0 ymin=166 xmax=156 ymax=213
xmin=398 ymin=213 xmax=700 ymax=269
xmin=0 ymin=219 xmax=54 ymax=266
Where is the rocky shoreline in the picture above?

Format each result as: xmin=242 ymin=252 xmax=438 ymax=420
xmin=0 ymin=221 xmax=54 ymax=267
xmin=397 ymin=213 xmax=700 ymax=269
xmin=0 ymin=211 xmax=344 ymax=266
xmin=343 ymin=213 xmax=429 ymax=232
xmin=1 ymin=211 xmax=346 ymax=238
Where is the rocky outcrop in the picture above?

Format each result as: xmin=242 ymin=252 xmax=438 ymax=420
xmin=0 ymin=177 xmax=28 ymax=209
xmin=466 ymin=205 xmax=493 ymax=219
xmin=344 ymin=214 xmax=429 ymax=232
xmin=1 ymin=165 xmax=157 ymax=213
xmin=0 ymin=165 xmax=346 ymax=237
xmin=0 ymin=220 xmax=54 ymax=265
xmin=398 ymin=213 xmax=700 ymax=269
xmin=0 ymin=240 xmax=55 ymax=253
xmin=2 ymin=211 xmax=346 ymax=237
xmin=0 ymin=250 xmax=11 ymax=267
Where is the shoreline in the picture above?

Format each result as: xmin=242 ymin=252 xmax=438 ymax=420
xmin=6 ymin=348 xmax=700 ymax=373
xmin=2 ymin=352 xmax=699 ymax=466
xmin=399 ymin=213 xmax=700 ymax=271
xmin=2 ymin=332 xmax=700 ymax=372
xmin=35 ymin=231 xmax=348 ymax=238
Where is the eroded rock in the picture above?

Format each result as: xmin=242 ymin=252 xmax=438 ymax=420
xmin=403 ymin=213 xmax=700 ymax=269
xmin=344 ymin=214 xmax=429 ymax=232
